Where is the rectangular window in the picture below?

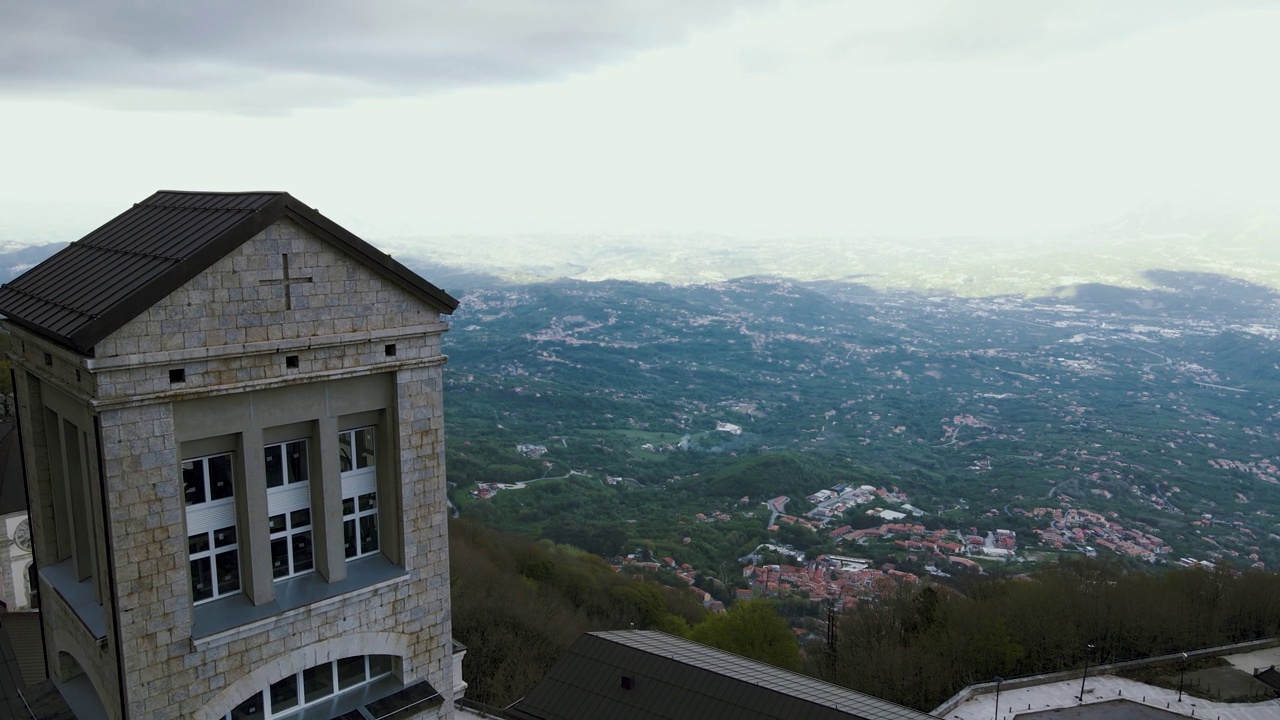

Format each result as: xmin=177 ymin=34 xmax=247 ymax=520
xmin=338 ymin=427 xmax=376 ymax=473
xmin=269 ymin=674 xmax=298 ymax=715
xmin=338 ymin=427 xmax=378 ymax=559
xmin=266 ymin=440 xmax=313 ymax=579
xmin=336 ymin=656 xmax=367 ymax=691
xmin=369 ymin=654 xmax=393 ymax=679
xmin=303 ymin=662 xmax=335 ymax=703
xmin=184 ymin=453 xmax=240 ymax=604
xmin=37 ymin=380 xmax=109 ymax=606
xmin=343 ymin=493 xmax=379 ymax=559
xmin=62 ymin=418 xmax=96 ymax=583
xmin=229 ymin=693 xmax=264 ymax=720
xmin=43 ymin=408 xmax=73 ymax=563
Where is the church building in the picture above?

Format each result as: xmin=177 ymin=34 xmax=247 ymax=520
xmin=0 ymin=191 xmax=462 ymax=719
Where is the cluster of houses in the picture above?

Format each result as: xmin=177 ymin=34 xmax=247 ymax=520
xmin=1025 ymin=506 xmax=1172 ymax=561
xmin=732 ymin=525 xmax=1029 ymax=609
xmin=837 ymin=524 xmax=1017 ymax=565
xmin=517 ymin=443 xmax=549 ymax=458
xmin=770 ymin=513 xmax=822 ymax=532
xmin=763 ymin=481 xmax=1025 ymax=582
xmin=614 ymin=553 xmax=727 ymax=613
xmin=470 ymin=483 xmax=502 ymax=500
xmin=762 ymin=483 xmax=921 ymax=534
xmin=1208 ymin=456 xmax=1280 ymax=485
xmin=804 ymin=484 xmax=912 ymax=520
xmin=609 ymin=499 xmax=1036 ymax=621
xmin=738 ymin=556 xmax=919 ymax=609
xmin=939 ymin=413 xmax=995 ymax=443
xmin=1190 ymin=514 xmax=1269 ymax=569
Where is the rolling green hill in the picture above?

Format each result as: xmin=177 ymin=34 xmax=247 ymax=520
xmin=444 ymin=274 xmax=1280 ymax=572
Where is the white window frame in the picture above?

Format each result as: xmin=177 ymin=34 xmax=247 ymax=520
xmin=184 ymin=453 xmax=240 ymax=605
xmin=339 ymin=427 xmax=379 ymax=559
xmin=224 ymin=655 xmax=394 ymax=720
xmin=265 ymin=439 xmax=314 ymax=580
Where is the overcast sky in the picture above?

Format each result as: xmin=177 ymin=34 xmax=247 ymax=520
xmin=2 ymin=0 xmax=1279 ymax=243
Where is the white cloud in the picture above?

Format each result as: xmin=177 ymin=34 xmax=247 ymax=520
xmin=2 ymin=1 xmax=1278 ymax=241
xmin=0 ymin=0 xmax=772 ymax=112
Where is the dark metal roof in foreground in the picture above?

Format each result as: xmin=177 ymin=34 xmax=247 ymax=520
xmin=510 ymin=630 xmax=937 ymax=720
xmin=0 ymin=191 xmax=458 ymax=355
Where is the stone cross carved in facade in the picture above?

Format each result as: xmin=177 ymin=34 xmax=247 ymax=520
xmin=259 ymin=253 xmax=313 ymax=310
xmin=0 ymin=191 xmax=463 ymax=719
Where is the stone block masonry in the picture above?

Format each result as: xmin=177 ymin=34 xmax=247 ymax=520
xmin=7 ymin=214 xmax=457 ymax=720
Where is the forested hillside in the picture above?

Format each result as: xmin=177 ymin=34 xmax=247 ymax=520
xmin=450 ymin=518 xmax=805 ymax=706
xmin=449 ymin=524 xmax=1280 ymax=712
xmin=445 ymin=275 xmax=1280 ymax=578
xmin=819 ymin=561 xmax=1280 ymax=710
xmin=448 ymin=519 xmax=705 ymax=705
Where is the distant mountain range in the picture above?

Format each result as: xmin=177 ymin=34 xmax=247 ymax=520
xmin=380 ymin=197 xmax=1280 ymax=296
xmin=2 ymin=197 xmax=1276 ymax=297
xmin=0 ymin=242 xmax=68 ymax=284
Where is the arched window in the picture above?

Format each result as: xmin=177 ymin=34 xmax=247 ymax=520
xmin=224 ymin=655 xmax=394 ymax=719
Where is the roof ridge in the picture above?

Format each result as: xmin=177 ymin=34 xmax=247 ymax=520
xmin=151 ymin=190 xmax=286 ymax=196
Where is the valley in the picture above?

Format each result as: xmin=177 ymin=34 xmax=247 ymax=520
xmin=442 ymin=272 xmax=1280 ymax=603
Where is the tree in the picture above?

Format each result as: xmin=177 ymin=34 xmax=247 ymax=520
xmin=688 ymin=599 xmax=800 ymax=671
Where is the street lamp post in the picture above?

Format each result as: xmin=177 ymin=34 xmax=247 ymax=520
xmin=993 ymin=676 xmax=1003 ymax=720
xmin=1178 ymin=652 xmax=1188 ymax=702
xmin=1078 ymin=643 xmax=1096 ymax=702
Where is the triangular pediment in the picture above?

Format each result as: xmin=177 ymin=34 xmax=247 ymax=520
xmin=0 ymin=191 xmax=456 ymax=355
xmin=94 ymin=217 xmax=452 ymax=358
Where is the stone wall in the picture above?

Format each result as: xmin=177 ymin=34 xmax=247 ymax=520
xmin=395 ymin=364 xmax=452 ymax=684
xmin=96 ymin=401 xmax=181 ymax=718
xmin=7 ymin=329 xmax=123 ymax=719
xmin=9 ymin=216 xmax=455 ymax=719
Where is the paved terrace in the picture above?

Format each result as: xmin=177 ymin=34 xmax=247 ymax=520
xmin=944 ymin=673 xmax=1280 ymax=720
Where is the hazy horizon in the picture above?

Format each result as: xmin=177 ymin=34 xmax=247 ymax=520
xmin=3 ymin=191 xmax=1278 ymax=299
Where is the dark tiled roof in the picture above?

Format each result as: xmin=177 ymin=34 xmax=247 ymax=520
xmin=1 ymin=613 xmax=45 ymax=690
xmin=0 ymin=613 xmax=55 ymax=719
xmin=510 ymin=630 xmax=937 ymax=720
xmin=0 ymin=191 xmax=458 ymax=355
xmin=9 ymin=681 xmax=76 ymax=720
